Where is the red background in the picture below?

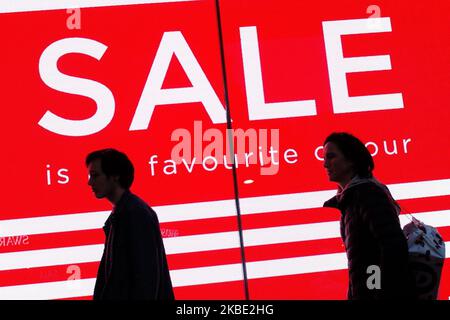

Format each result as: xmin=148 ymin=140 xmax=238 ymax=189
xmin=0 ymin=0 xmax=449 ymax=300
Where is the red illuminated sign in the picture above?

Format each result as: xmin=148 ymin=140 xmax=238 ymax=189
xmin=0 ymin=0 xmax=449 ymax=300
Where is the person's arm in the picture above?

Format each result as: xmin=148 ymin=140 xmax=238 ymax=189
xmin=360 ymin=185 xmax=409 ymax=299
xmin=127 ymin=204 xmax=161 ymax=299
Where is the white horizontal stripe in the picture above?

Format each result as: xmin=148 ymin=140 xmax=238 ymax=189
xmin=390 ymin=179 xmax=450 ymax=200
xmin=1 ymin=210 xmax=449 ymax=271
xmin=0 ymin=253 xmax=347 ymax=298
xmin=0 ymin=0 xmax=195 ymax=13
xmin=164 ymin=210 xmax=450 ymax=254
xmin=238 ymin=178 xmax=450 ymax=216
xmin=169 ymin=243 xmax=450 ymax=286
xmin=239 ymin=189 xmax=335 ymax=215
xmin=0 ymin=200 xmax=238 ymax=237
xmin=2 ymin=243 xmax=449 ymax=299
xmin=1 ymin=178 xmax=449 ymax=237
xmin=170 ymin=252 xmax=349 ymax=287
xmin=0 ymin=245 xmax=103 ymax=271
xmin=171 ymin=263 xmax=244 ymax=287
xmin=399 ymin=210 xmax=450 ymax=228
xmin=0 ymin=279 xmax=96 ymax=300
xmin=164 ymin=221 xmax=341 ymax=254
xmin=165 ymin=231 xmax=241 ymax=254
xmin=155 ymin=199 xmax=237 ymax=223
xmin=0 ymin=211 xmax=109 ymax=238
xmin=244 ymin=221 xmax=340 ymax=247
xmin=247 ymin=252 xmax=348 ymax=280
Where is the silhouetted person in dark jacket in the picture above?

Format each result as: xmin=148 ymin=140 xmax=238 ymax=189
xmin=86 ymin=148 xmax=174 ymax=300
xmin=322 ymin=132 xmax=414 ymax=300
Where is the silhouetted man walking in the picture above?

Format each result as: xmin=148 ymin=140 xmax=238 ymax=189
xmin=86 ymin=148 xmax=174 ymax=300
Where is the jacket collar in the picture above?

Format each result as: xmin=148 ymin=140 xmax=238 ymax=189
xmin=334 ymin=175 xmax=400 ymax=215
xmin=112 ymin=189 xmax=132 ymax=215
xmin=336 ymin=175 xmax=373 ymax=201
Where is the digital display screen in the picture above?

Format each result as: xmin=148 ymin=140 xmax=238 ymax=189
xmin=0 ymin=0 xmax=449 ymax=300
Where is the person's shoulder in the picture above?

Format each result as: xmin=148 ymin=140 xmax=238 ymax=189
xmin=123 ymin=192 xmax=157 ymax=218
xmin=323 ymin=196 xmax=338 ymax=208
xmin=351 ymin=181 xmax=393 ymax=208
xmin=353 ymin=181 xmax=386 ymax=196
xmin=126 ymin=191 xmax=147 ymax=207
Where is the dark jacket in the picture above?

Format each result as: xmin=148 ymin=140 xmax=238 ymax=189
xmin=323 ymin=177 xmax=414 ymax=300
xmin=93 ymin=190 xmax=174 ymax=300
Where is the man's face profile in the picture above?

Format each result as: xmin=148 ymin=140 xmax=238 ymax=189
xmin=87 ymin=158 xmax=117 ymax=199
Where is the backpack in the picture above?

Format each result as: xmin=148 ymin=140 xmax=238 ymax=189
xmin=402 ymin=215 xmax=446 ymax=299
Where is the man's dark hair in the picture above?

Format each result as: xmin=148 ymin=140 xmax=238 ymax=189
xmin=324 ymin=132 xmax=374 ymax=178
xmin=86 ymin=148 xmax=134 ymax=189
